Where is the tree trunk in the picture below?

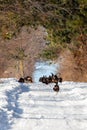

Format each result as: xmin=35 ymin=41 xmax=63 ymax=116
xmin=19 ymin=60 xmax=24 ymax=77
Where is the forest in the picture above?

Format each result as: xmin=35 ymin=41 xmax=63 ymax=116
xmin=0 ymin=0 xmax=87 ymax=81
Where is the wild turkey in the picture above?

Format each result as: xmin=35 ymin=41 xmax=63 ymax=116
xmin=53 ymin=83 xmax=59 ymax=92
xmin=24 ymin=76 xmax=33 ymax=83
xmin=18 ymin=77 xmax=25 ymax=83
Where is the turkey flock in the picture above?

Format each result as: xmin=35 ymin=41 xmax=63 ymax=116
xmin=18 ymin=73 xmax=62 ymax=93
xmin=39 ymin=73 xmax=62 ymax=92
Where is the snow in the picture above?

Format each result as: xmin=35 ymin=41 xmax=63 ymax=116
xmin=0 ymin=78 xmax=87 ymax=130
xmin=33 ymin=61 xmax=59 ymax=82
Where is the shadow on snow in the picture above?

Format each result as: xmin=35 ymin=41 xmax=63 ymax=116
xmin=0 ymin=83 xmax=29 ymax=130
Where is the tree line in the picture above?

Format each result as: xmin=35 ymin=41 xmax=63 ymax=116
xmin=0 ymin=0 xmax=87 ymax=77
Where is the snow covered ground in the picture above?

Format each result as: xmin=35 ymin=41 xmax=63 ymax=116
xmin=0 ymin=78 xmax=87 ymax=130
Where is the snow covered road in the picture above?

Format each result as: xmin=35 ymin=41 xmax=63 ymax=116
xmin=0 ymin=78 xmax=87 ymax=130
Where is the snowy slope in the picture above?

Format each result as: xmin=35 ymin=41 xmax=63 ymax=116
xmin=0 ymin=78 xmax=87 ymax=130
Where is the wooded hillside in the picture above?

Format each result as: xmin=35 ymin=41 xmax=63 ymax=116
xmin=0 ymin=0 xmax=87 ymax=81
